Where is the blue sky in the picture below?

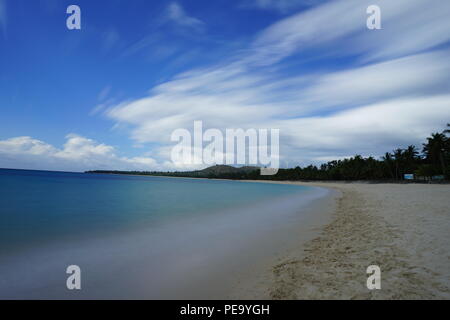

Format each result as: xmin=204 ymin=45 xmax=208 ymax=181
xmin=0 ymin=0 xmax=449 ymax=171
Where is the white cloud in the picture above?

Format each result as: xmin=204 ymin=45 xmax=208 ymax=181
xmin=5 ymin=0 xmax=449 ymax=171
xmin=0 ymin=134 xmax=161 ymax=172
xmin=277 ymin=95 xmax=450 ymax=163
xmin=165 ymin=2 xmax=204 ymax=31
xmin=106 ymin=49 xmax=450 ymax=141
xmin=298 ymin=50 xmax=450 ymax=110
xmin=103 ymin=0 xmax=450 ymax=169
xmin=249 ymin=0 xmax=450 ymax=65
xmin=0 ymin=136 xmax=57 ymax=156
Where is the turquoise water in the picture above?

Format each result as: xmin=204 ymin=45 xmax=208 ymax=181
xmin=0 ymin=169 xmax=303 ymax=252
xmin=0 ymin=168 xmax=327 ymax=299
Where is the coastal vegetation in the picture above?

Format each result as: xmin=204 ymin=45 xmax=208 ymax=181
xmin=87 ymin=124 xmax=450 ymax=181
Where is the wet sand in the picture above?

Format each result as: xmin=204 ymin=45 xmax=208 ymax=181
xmin=231 ymin=181 xmax=450 ymax=300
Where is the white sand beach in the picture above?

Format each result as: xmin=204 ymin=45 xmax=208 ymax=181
xmin=232 ymin=182 xmax=450 ymax=300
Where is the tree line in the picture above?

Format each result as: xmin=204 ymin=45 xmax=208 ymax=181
xmin=88 ymin=124 xmax=450 ymax=181
xmin=251 ymin=124 xmax=449 ymax=181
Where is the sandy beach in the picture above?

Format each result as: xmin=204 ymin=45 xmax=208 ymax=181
xmin=232 ymin=182 xmax=450 ymax=300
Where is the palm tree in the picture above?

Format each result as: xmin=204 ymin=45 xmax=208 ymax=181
xmin=403 ymin=145 xmax=419 ymax=174
xmin=422 ymin=133 xmax=447 ymax=175
xmin=404 ymin=145 xmax=419 ymax=159
xmin=393 ymin=148 xmax=404 ymax=179
xmin=382 ymin=152 xmax=395 ymax=179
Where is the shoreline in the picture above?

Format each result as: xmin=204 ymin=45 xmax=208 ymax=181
xmin=87 ymin=171 xmax=450 ymax=185
xmin=80 ymin=174 xmax=450 ymax=299
xmin=2 ymin=170 xmax=448 ymax=299
xmin=0 ymin=175 xmax=334 ymax=299
xmin=227 ymin=185 xmax=339 ymax=299
xmin=232 ymin=180 xmax=450 ymax=299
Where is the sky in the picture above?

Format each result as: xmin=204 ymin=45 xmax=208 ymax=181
xmin=0 ymin=0 xmax=449 ymax=172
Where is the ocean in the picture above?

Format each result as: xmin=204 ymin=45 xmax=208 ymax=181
xmin=0 ymin=168 xmax=328 ymax=299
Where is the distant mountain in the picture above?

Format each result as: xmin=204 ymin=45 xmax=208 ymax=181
xmin=86 ymin=122 xmax=450 ymax=183
xmin=85 ymin=165 xmax=261 ymax=179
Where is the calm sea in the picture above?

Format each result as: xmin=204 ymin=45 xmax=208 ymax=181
xmin=0 ymin=168 xmax=328 ymax=299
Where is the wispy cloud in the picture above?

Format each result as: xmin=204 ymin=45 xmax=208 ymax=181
xmin=97 ymin=86 xmax=112 ymax=102
xmin=90 ymin=86 xmax=115 ymax=116
xmin=106 ymin=50 xmax=450 ymax=165
xmin=120 ymin=2 xmax=205 ymax=60
xmin=4 ymin=0 xmax=449 ymax=171
xmin=104 ymin=0 xmax=450 ymax=168
xmin=121 ymin=34 xmax=160 ymax=57
xmin=165 ymin=2 xmax=204 ymax=32
xmin=248 ymin=0 xmax=450 ymax=65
